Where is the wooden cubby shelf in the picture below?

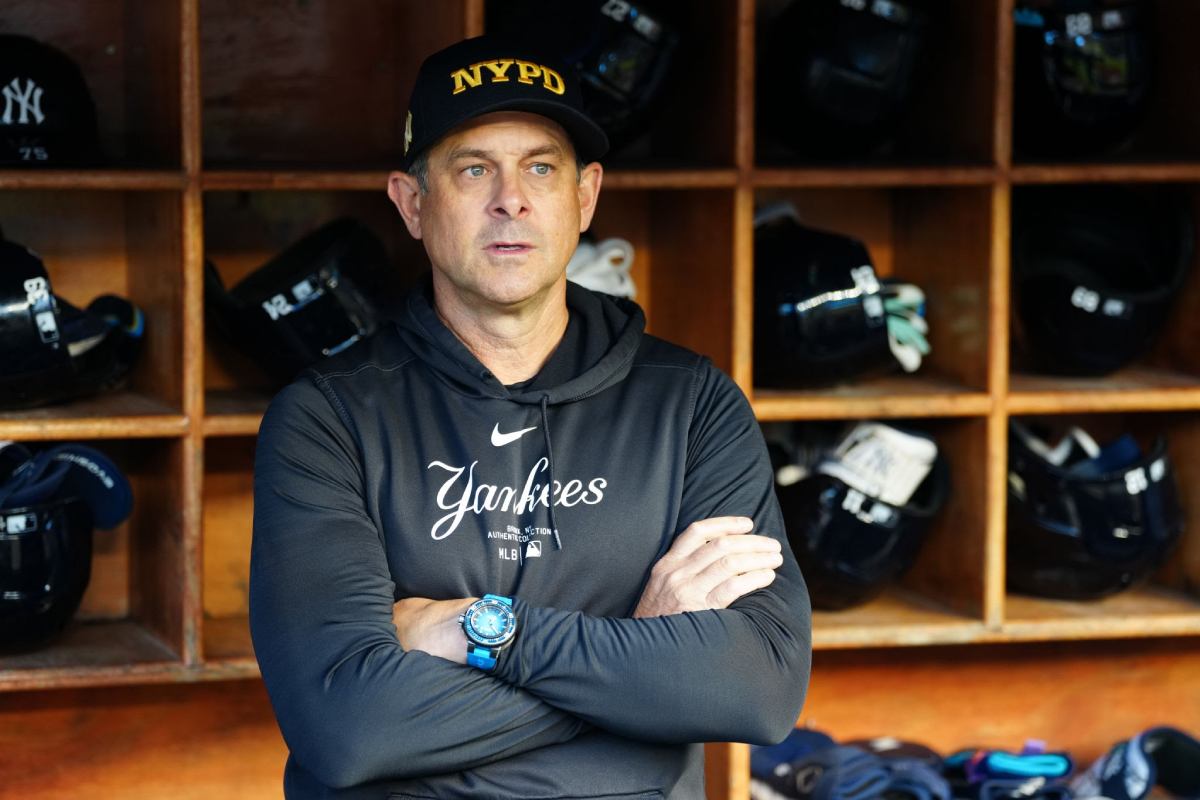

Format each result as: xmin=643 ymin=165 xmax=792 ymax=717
xmin=1001 ymin=588 xmax=1200 ymax=643
xmin=0 ymin=171 xmax=188 ymax=190
xmin=752 ymin=165 xmax=999 ymax=189
xmin=1008 ymin=368 xmax=1200 ymax=414
xmin=1011 ymin=162 xmax=1200 ymax=185
xmin=753 ymin=384 xmax=991 ymax=421
xmin=201 ymin=389 xmax=271 ymax=438
xmin=0 ymin=393 xmax=186 ymax=441
xmin=199 ymin=168 xmax=740 ymax=193
xmin=0 ymin=621 xmax=180 ymax=692
xmin=4 ymin=0 xmax=1200 ymax=797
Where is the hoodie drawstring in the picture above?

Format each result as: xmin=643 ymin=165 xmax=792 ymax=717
xmin=540 ymin=395 xmax=563 ymax=552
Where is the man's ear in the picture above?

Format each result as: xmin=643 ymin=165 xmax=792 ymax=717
xmin=388 ymin=171 xmax=424 ymax=239
xmin=577 ymin=161 xmax=604 ymax=233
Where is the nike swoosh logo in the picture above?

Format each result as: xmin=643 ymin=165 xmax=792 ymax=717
xmin=491 ymin=423 xmax=537 ymax=447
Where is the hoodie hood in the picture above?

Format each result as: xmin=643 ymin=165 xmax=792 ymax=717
xmin=394 ymin=277 xmax=646 ymax=405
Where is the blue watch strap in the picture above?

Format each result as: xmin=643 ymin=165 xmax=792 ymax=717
xmin=467 ymin=645 xmax=498 ymax=671
xmin=484 ymin=593 xmax=512 ymax=606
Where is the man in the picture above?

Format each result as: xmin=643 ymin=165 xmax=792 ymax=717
xmin=250 ymin=34 xmax=812 ymax=799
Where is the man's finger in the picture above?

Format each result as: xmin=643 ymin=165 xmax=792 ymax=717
xmin=692 ymin=549 xmax=784 ymax=586
xmin=672 ymin=533 xmax=781 ymax=579
xmin=705 ymin=568 xmax=778 ymax=609
xmin=665 ymin=516 xmax=755 ymax=560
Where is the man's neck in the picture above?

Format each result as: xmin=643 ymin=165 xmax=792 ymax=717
xmin=433 ymin=282 xmax=569 ymax=386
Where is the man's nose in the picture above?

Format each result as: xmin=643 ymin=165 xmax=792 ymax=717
xmin=490 ymin=168 xmax=531 ymax=220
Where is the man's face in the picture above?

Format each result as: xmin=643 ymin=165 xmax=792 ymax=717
xmin=389 ymin=111 xmax=602 ymax=312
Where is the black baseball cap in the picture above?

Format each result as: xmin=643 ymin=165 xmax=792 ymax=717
xmin=401 ymin=35 xmax=609 ymax=170
xmin=0 ymin=35 xmax=101 ymax=166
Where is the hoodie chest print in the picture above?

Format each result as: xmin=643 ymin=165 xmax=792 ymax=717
xmin=422 ymin=415 xmax=610 ymax=563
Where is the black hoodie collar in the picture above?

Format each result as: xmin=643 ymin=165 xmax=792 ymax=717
xmin=395 ymin=276 xmax=645 ymax=406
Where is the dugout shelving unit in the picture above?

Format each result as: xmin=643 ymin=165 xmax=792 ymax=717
xmin=1 ymin=1 xmax=1199 ymax=797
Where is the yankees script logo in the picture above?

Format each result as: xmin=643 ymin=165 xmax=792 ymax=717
xmin=426 ymin=457 xmax=607 ymax=540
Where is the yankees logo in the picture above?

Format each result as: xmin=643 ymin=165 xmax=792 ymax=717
xmin=2 ymin=78 xmax=45 ymax=126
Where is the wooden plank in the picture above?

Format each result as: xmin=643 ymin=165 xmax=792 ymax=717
xmin=0 ymin=681 xmax=286 ymax=798
xmin=0 ymin=394 xmax=187 ymax=440
xmin=802 ymin=640 xmax=1200 ymax=761
xmin=731 ymin=187 xmax=754 ymax=393
xmin=752 ymin=385 xmax=991 ymax=421
xmin=1011 ymin=162 xmax=1200 ymax=184
xmin=202 ymin=616 xmax=255 ymax=663
xmin=986 ymin=184 xmax=1011 ymax=627
xmin=752 ymin=166 xmax=998 ymax=188
xmin=202 ymin=170 xmax=391 ymax=191
xmin=1008 ymin=369 xmax=1200 ymax=414
xmin=0 ymin=171 xmax=186 ymax=190
xmin=735 ymin=0 xmax=756 ymax=171
xmin=993 ymin=0 xmax=1014 ymax=167
xmin=200 ymin=169 xmax=739 ymax=191
xmin=463 ymin=0 xmax=484 ymax=37
xmin=0 ymin=620 xmax=178 ymax=691
xmin=812 ymin=588 xmax=985 ymax=650
xmin=203 ymin=438 xmax=256 ymax=620
xmin=180 ymin=0 xmax=202 ymax=177
xmin=705 ymin=741 xmax=750 ymax=800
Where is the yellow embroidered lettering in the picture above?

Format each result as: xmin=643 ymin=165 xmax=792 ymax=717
xmin=541 ymin=66 xmax=566 ymax=95
xmin=515 ymin=60 xmax=542 ymax=85
xmin=481 ymin=59 xmax=515 ymax=82
xmin=450 ymin=65 xmax=484 ymax=95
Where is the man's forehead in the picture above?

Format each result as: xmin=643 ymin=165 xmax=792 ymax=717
xmin=432 ymin=111 xmax=577 ymax=160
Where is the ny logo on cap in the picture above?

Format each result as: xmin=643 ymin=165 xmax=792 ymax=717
xmin=2 ymin=78 xmax=45 ymax=125
xmin=449 ymin=59 xmax=565 ymax=96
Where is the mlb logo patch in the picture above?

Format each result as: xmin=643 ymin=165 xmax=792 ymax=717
xmin=525 ymin=540 xmax=542 ymax=558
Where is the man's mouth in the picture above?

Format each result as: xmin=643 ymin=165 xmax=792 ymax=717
xmin=486 ymin=242 xmax=534 ymax=255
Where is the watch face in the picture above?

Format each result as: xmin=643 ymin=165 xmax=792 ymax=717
xmin=463 ymin=598 xmax=517 ymax=647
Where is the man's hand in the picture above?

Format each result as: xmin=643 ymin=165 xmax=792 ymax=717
xmin=633 ymin=516 xmax=783 ymax=618
xmin=392 ymin=597 xmax=477 ymax=664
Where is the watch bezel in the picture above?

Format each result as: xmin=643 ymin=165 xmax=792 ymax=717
xmin=462 ymin=597 xmax=517 ymax=648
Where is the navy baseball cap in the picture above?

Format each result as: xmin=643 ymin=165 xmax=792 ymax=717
xmin=0 ymin=442 xmax=133 ymax=530
xmin=401 ymin=34 xmax=609 ymax=170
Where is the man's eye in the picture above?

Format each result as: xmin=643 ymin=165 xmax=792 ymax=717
xmin=531 ymin=163 xmax=553 ymax=176
xmin=465 ymin=165 xmax=487 ymax=177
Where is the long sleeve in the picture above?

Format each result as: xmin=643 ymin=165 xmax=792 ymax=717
xmin=492 ymin=362 xmax=813 ymax=745
xmin=249 ymin=379 xmax=587 ymax=790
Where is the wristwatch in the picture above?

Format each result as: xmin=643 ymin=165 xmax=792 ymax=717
xmin=459 ymin=594 xmax=518 ymax=671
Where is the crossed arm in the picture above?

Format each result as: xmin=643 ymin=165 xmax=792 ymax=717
xmin=393 ymin=515 xmax=784 ymax=662
xmin=249 ymin=369 xmax=812 ymax=789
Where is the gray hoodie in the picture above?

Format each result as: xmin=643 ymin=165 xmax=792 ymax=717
xmin=249 ymin=280 xmax=812 ymax=799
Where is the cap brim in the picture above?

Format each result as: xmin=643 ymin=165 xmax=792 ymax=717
xmin=44 ymin=444 xmax=133 ymax=529
xmin=403 ymin=97 xmax=609 ymax=170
